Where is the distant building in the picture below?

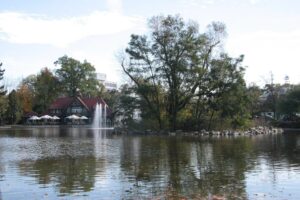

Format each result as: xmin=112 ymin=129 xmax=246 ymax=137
xmin=104 ymin=81 xmax=117 ymax=91
xmin=259 ymin=84 xmax=291 ymax=102
xmin=48 ymin=96 xmax=110 ymax=124
xmin=96 ymin=72 xmax=117 ymax=91
xmin=96 ymin=73 xmax=107 ymax=83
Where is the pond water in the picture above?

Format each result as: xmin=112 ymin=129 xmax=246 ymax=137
xmin=0 ymin=127 xmax=299 ymax=199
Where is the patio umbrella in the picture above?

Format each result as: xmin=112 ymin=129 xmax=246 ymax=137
xmin=66 ymin=114 xmax=80 ymax=120
xmin=29 ymin=116 xmax=41 ymax=120
xmin=40 ymin=115 xmax=53 ymax=120
xmin=80 ymin=116 xmax=88 ymax=120
xmin=52 ymin=116 xmax=60 ymax=120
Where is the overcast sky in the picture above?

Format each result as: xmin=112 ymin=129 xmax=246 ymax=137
xmin=0 ymin=0 xmax=299 ymax=89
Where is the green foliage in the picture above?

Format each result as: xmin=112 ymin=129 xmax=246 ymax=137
xmin=0 ymin=95 xmax=8 ymax=125
xmin=191 ymin=54 xmax=250 ymax=130
xmin=33 ymin=68 xmax=60 ymax=113
xmin=15 ymin=56 xmax=104 ymax=115
xmin=17 ymin=78 xmax=35 ymax=114
xmin=55 ymin=56 xmax=100 ymax=97
xmin=20 ymin=74 xmax=37 ymax=94
xmin=6 ymin=90 xmax=22 ymax=124
xmin=115 ymin=84 xmax=139 ymax=128
xmin=0 ymin=62 xmax=7 ymax=124
xmin=121 ymin=15 xmax=254 ymax=131
xmin=246 ymin=85 xmax=262 ymax=117
xmin=0 ymin=62 xmax=7 ymax=96
xmin=262 ymin=83 xmax=282 ymax=119
xmin=278 ymin=85 xmax=300 ymax=115
xmin=122 ymin=15 xmax=231 ymax=130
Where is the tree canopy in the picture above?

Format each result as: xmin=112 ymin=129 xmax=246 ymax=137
xmin=0 ymin=62 xmax=7 ymax=96
xmin=55 ymin=56 xmax=100 ymax=97
xmin=121 ymin=15 xmax=247 ymax=130
xmin=33 ymin=68 xmax=60 ymax=113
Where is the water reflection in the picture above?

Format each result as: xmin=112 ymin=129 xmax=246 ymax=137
xmin=0 ymin=128 xmax=299 ymax=199
xmin=118 ymin=137 xmax=255 ymax=199
xmin=18 ymin=156 xmax=98 ymax=194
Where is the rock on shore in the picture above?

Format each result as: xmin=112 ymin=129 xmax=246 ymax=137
xmin=169 ymin=126 xmax=284 ymax=137
xmin=113 ymin=126 xmax=284 ymax=137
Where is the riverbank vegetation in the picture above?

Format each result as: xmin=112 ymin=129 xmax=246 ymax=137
xmin=0 ymin=15 xmax=299 ymax=131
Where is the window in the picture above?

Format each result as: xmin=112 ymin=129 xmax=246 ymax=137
xmin=71 ymin=107 xmax=82 ymax=113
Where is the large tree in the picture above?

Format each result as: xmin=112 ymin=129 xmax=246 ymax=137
xmin=0 ymin=63 xmax=6 ymax=96
xmin=121 ymin=15 xmax=228 ymax=130
xmin=200 ymin=54 xmax=249 ymax=130
xmin=246 ymin=84 xmax=262 ymax=118
xmin=55 ymin=56 xmax=100 ymax=97
xmin=33 ymin=68 xmax=60 ymax=113
xmin=6 ymin=90 xmax=22 ymax=124
xmin=0 ymin=62 xmax=7 ymax=124
xmin=17 ymin=84 xmax=34 ymax=114
xmin=278 ymin=85 xmax=300 ymax=116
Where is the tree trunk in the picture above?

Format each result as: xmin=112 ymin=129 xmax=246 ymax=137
xmin=169 ymin=111 xmax=177 ymax=131
xmin=207 ymin=110 xmax=215 ymax=131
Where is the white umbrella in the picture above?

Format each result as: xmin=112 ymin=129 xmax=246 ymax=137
xmin=29 ymin=116 xmax=41 ymax=120
xmin=52 ymin=116 xmax=60 ymax=120
xmin=66 ymin=114 xmax=80 ymax=120
xmin=80 ymin=116 xmax=88 ymax=120
xmin=40 ymin=115 xmax=53 ymax=120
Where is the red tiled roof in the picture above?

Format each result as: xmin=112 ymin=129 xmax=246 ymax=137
xmin=81 ymin=97 xmax=107 ymax=110
xmin=49 ymin=97 xmax=73 ymax=109
xmin=49 ymin=96 xmax=108 ymax=111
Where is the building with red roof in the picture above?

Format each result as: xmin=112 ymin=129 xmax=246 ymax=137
xmin=48 ymin=96 xmax=110 ymax=124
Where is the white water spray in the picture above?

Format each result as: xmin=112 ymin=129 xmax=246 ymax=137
xmin=92 ymin=103 xmax=102 ymax=128
xmin=93 ymin=102 xmax=112 ymax=129
xmin=104 ymin=104 xmax=107 ymax=128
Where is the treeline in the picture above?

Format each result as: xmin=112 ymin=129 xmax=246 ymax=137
xmin=0 ymin=56 xmax=105 ymax=124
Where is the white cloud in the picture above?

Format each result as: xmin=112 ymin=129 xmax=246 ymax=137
xmin=180 ymin=0 xmax=215 ymax=8
xmin=106 ymin=0 xmax=123 ymax=12
xmin=248 ymin=0 xmax=261 ymax=4
xmin=227 ymin=30 xmax=300 ymax=85
xmin=0 ymin=11 xmax=143 ymax=47
xmin=180 ymin=0 xmax=263 ymax=7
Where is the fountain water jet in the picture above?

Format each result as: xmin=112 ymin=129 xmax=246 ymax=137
xmin=92 ymin=103 xmax=102 ymax=128
xmin=104 ymin=104 xmax=107 ymax=128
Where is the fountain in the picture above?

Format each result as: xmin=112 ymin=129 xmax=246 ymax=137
xmin=92 ymin=103 xmax=114 ymax=130
xmin=92 ymin=103 xmax=102 ymax=128
xmin=92 ymin=102 xmax=113 ymax=129
xmin=104 ymin=104 xmax=107 ymax=128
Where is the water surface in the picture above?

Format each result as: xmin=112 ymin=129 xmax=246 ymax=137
xmin=0 ymin=127 xmax=299 ymax=199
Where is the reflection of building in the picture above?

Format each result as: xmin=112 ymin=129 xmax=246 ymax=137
xmin=48 ymin=96 xmax=109 ymax=123
xmin=96 ymin=73 xmax=117 ymax=91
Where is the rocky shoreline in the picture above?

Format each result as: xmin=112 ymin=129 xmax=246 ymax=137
xmin=114 ymin=126 xmax=284 ymax=137
xmin=172 ymin=126 xmax=284 ymax=137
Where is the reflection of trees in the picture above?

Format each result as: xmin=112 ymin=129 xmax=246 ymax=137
xmin=198 ymin=137 xmax=255 ymax=198
xmin=119 ymin=136 xmax=257 ymax=199
xmin=18 ymin=156 xmax=98 ymax=194
xmin=250 ymin=134 xmax=300 ymax=166
xmin=12 ymin=128 xmax=113 ymax=195
xmin=164 ymin=137 xmax=255 ymax=199
xmin=249 ymin=133 xmax=300 ymax=185
xmin=119 ymin=136 xmax=170 ymax=198
xmin=0 ymin=142 xmax=4 ymax=177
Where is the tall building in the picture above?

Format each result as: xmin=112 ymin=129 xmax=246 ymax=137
xmin=96 ymin=73 xmax=117 ymax=91
xmin=96 ymin=73 xmax=107 ymax=83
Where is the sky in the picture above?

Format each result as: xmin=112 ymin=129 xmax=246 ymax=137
xmin=0 ymin=0 xmax=299 ymax=90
